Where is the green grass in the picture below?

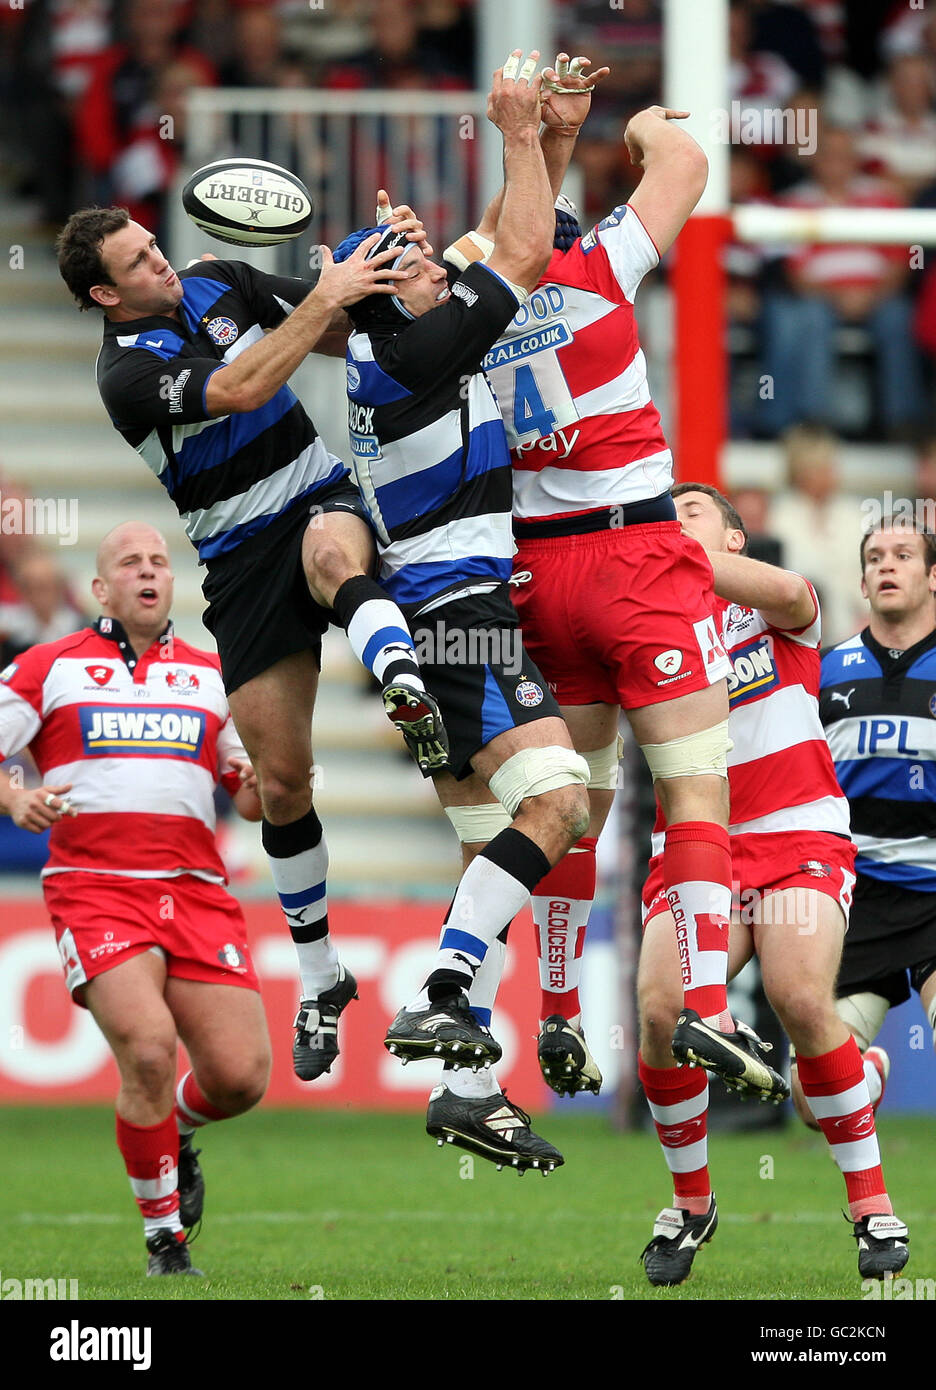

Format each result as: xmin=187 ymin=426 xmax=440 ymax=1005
xmin=1 ymin=1107 xmax=932 ymax=1301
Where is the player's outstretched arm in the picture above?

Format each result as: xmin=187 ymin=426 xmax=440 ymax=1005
xmin=708 ymin=550 xmax=817 ymax=631
xmin=485 ymin=51 xmax=553 ymax=293
xmin=471 ymin=53 xmax=608 ymax=252
xmin=204 ymin=238 xmax=407 ymax=415
xmin=625 ymin=106 xmax=708 ymax=257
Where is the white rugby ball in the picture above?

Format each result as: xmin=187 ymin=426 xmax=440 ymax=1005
xmin=182 ymin=158 xmax=314 ymax=246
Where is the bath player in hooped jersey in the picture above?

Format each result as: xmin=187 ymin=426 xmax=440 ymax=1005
xmin=637 ymin=486 xmax=907 ymax=1289
xmin=0 ymin=521 xmax=270 ymax=1277
xmin=811 ymin=519 xmax=936 ymax=1148
xmin=338 ymin=52 xmax=593 ymax=1172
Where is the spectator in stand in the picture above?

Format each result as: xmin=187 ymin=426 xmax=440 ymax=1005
xmin=558 ymin=0 xmax=661 ymax=120
xmin=729 ymin=0 xmax=800 ymax=178
xmin=760 ymin=125 xmax=927 ymax=438
xmin=728 ymin=486 xmax=783 ymax=566
xmin=912 ymin=437 xmax=936 ymax=510
xmin=0 ymin=551 xmax=87 ymax=660
xmin=323 ymin=0 xmax=469 ymax=92
xmin=74 ymin=0 xmax=214 ymax=229
xmin=218 ymin=2 xmax=283 ymax=87
xmin=746 ymin=0 xmax=825 ymax=89
xmin=860 ymin=53 xmax=936 ymax=203
xmin=768 ymin=423 xmax=867 ymax=644
xmin=7 ymin=0 xmax=113 ymax=224
xmin=107 ymin=56 xmax=207 ymax=243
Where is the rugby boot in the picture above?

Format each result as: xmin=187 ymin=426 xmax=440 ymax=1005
xmin=177 ymin=1133 xmax=204 ymax=1227
xmin=672 ymin=1008 xmax=789 ymax=1103
xmin=383 ymin=682 xmax=450 ymax=776
xmin=641 ymin=1195 xmax=718 ymax=1286
xmin=293 ymin=964 xmax=358 ymax=1080
xmin=853 ymin=1213 xmax=909 ymax=1279
xmin=145 ymin=1229 xmax=203 ymax=1277
xmin=537 ymin=1015 xmax=602 ymax=1096
xmin=426 ymin=1084 xmax=563 ymax=1174
xmin=385 ymin=991 xmax=501 ymax=1067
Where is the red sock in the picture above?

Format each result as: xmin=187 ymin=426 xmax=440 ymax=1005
xmin=797 ymin=1036 xmax=892 ymax=1221
xmin=115 ymin=1111 xmax=182 ymax=1236
xmin=663 ymin=821 xmax=732 ymax=1026
xmin=639 ymin=1052 xmax=711 ymax=1214
xmin=531 ymin=836 xmax=597 ymax=1026
xmin=175 ymin=1070 xmax=230 ymax=1131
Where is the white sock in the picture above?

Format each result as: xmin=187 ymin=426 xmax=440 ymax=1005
xmin=444 ymin=1066 xmax=502 ymax=1099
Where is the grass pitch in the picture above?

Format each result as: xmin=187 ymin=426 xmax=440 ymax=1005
xmin=2 ymin=1106 xmax=932 ymax=1301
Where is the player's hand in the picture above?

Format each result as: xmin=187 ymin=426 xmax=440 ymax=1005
xmin=375 ymin=190 xmax=433 ymax=255
xmin=313 ymin=238 xmax=409 ymax=309
xmin=539 ymin=54 xmax=610 ymax=135
xmin=186 ymin=253 xmax=220 ymax=267
xmin=227 ymin=757 xmax=258 ymax=794
xmin=487 ymin=49 xmax=543 ymax=136
xmin=624 ymin=106 xmax=690 ymax=166
xmin=10 ymin=783 xmax=77 ymax=833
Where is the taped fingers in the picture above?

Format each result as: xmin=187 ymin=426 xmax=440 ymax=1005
xmin=503 ymin=49 xmax=540 ymax=83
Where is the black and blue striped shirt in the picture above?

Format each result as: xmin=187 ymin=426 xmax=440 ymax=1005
xmin=97 ymin=259 xmax=347 ymax=561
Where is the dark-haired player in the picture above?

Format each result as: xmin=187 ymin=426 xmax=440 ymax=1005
xmin=807 ymin=518 xmax=936 ymax=1171
xmin=55 ymin=199 xmax=446 ymax=1080
xmin=638 ymin=486 xmax=907 ymax=1286
xmin=336 ymin=51 xmax=591 ymax=1171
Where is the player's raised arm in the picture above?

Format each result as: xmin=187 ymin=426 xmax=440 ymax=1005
xmin=625 ymin=105 xmax=708 ymax=257
xmin=674 ymin=485 xmax=816 ymax=631
xmin=473 ymin=54 xmax=609 ymax=246
xmin=706 ymin=550 xmax=817 ymax=632
xmin=484 ymin=51 xmax=554 ymax=293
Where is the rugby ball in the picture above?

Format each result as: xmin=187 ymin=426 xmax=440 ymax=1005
xmin=182 ymin=158 xmax=314 ymax=247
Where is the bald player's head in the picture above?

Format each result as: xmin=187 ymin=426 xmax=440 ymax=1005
xmin=95 ymin=521 xmax=169 ymax=578
xmin=92 ymin=521 xmax=174 ymax=641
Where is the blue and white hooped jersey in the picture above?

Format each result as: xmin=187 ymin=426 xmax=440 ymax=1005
xmin=346 ymin=261 xmax=524 ymax=615
xmin=820 ymin=627 xmax=936 ymax=890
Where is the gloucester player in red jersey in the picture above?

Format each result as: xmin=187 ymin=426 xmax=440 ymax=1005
xmin=0 ymin=522 xmax=270 ymax=1277
xmin=437 ymin=63 xmax=783 ymax=1105
xmin=637 ymin=486 xmax=907 ymax=1286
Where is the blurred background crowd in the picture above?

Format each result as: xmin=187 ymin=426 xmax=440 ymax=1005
xmin=1 ymin=0 xmax=935 ymax=880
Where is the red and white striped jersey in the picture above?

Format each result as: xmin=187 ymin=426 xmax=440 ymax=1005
xmin=483 ymin=203 xmax=671 ymax=525
xmin=651 ymin=585 xmax=850 ymax=851
xmin=0 ymin=618 xmax=246 ymax=882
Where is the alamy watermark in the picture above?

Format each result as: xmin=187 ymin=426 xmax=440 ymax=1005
xmin=1 ymin=1271 xmax=78 ymax=1299
xmin=860 ymin=491 xmax=936 ymax=535
xmin=412 ymin=622 xmax=523 ymax=676
xmin=0 ymin=491 xmax=79 ymax=546
xmin=711 ymin=101 xmax=817 ymax=157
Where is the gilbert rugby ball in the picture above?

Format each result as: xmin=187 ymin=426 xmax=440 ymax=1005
xmin=182 ymin=158 xmax=314 ymax=247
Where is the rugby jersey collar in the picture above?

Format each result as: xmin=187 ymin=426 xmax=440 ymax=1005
xmin=103 ymin=312 xmax=187 ymax=338
xmin=93 ymin=616 xmax=174 ymax=674
xmin=861 ymin=623 xmax=936 ymax=677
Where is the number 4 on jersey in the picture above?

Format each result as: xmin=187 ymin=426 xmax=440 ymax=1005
xmin=512 ymin=363 xmax=556 ymax=439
